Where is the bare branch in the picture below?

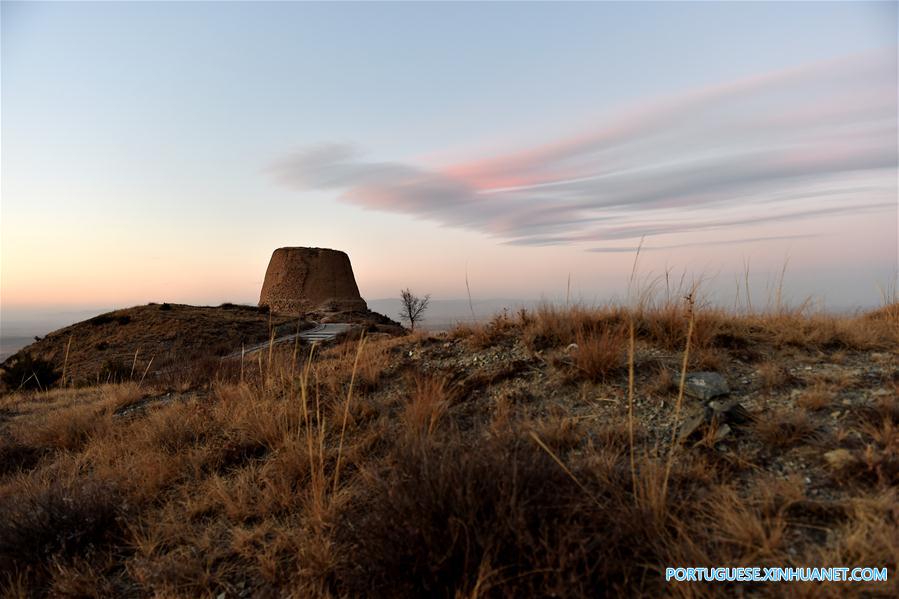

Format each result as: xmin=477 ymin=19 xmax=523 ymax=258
xmin=399 ymin=288 xmax=431 ymax=332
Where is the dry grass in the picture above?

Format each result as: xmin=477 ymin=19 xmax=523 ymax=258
xmin=333 ymin=432 xmax=668 ymax=597
xmin=753 ymin=406 xmax=819 ymax=449
xmin=0 ymin=301 xmax=896 ymax=596
xmin=648 ymin=365 xmax=678 ymax=397
xmin=0 ymin=475 xmax=125 ymax=589
xmin=402 ymin=374 xmax=452 ymax=438
xmin=758 ymin=360 xmax=793 ymax=392
xmin=572 ymin=323 xmax=627 ymax=382
xmin=796 ymin=381 xmax=837 ymax=411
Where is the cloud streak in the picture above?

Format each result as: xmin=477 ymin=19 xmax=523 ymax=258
xmin=587 ymin=234 xmax=823 ymax=254
xmin=272 ymin=49 xmax=897 ymax=247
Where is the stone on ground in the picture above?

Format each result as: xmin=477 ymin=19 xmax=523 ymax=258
xmin=683 ymin=371 xmax=730 ymax=400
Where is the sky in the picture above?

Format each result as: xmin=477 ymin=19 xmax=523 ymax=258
xmin=2 ymin=1 xmax=897 ymax=327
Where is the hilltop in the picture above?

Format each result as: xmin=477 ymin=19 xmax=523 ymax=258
xmin=0 ymin=302 xmax=896 ymax=596
xmin=0 ymin=304 xmax=304 ymax=390
xmin=1 ymin=302 xmax=403 ymax=391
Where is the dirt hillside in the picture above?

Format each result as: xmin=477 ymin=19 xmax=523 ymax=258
xmin=1 ymin=304 xmax=306 ymax=388
xmin=0 ymin=303 xmax=896 ymax=596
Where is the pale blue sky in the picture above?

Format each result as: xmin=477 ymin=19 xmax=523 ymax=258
xmin=2 ymin=1 xmax=897 ymax=318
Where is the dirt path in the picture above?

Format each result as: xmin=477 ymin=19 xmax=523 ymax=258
xmin=229 ymin=323 xmax=353 ymax=358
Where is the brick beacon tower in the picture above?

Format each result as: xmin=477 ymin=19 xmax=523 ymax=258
xmin=258 ymin=247 xmax=368 ymax=314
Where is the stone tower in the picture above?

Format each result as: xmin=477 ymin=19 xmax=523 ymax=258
xmin=259 ymin=247 xmax=368 ymax=314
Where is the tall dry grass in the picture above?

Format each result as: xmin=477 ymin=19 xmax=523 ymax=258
xmin=0 ymin=292 xmax=896 ymax=596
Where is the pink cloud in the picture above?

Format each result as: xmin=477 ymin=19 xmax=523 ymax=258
xmin=273 ymin=48 xmax=897 ymax=248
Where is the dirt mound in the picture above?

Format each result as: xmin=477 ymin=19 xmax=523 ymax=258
xmin=1 ymin=300 xmax=404 ymax=391
xmin=0 ymin=304 xmax=303 ymax=388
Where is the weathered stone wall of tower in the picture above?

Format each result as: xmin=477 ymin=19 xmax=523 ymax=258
xmin=259 ymin=247 xmax=368 ymax=314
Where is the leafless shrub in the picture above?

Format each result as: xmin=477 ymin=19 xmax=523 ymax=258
xmin=399 ymin=288 xmax=430 ymax=332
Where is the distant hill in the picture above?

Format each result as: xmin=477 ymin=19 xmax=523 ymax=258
xmin=0 ymin=337 xmax=32 ymax=362
xmin=367 ymin=297 xmax=538 ymax=330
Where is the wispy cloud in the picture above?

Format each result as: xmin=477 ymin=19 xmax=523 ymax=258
xmin=586 ymin=233 xmax=822 ymax=254
xmin=272 ymin=49 xmax=897 ymax=247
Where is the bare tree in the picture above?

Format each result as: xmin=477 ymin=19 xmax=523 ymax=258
xmin=399 ymin=288 xmax=430 ymax=332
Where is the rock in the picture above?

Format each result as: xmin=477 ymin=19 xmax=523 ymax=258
xmin=679 ymin=396 xmax=749 ymax=445
xmin=707 ymin=399 xmax=752 ymax=425
xmin=259 ymin=247 xmax=368 ymax=314
xmin=679 ymin=412 xmax=732 ymax=445
xmin=678 ymin=411 xmax=707 ymax=443
xmin=823 ymin=449 xmax=855 ymax=471
xmin=712 ymin=423 xmax=732 ymax=443
xmin=683 ymin=371 xmax=730 ymax=400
